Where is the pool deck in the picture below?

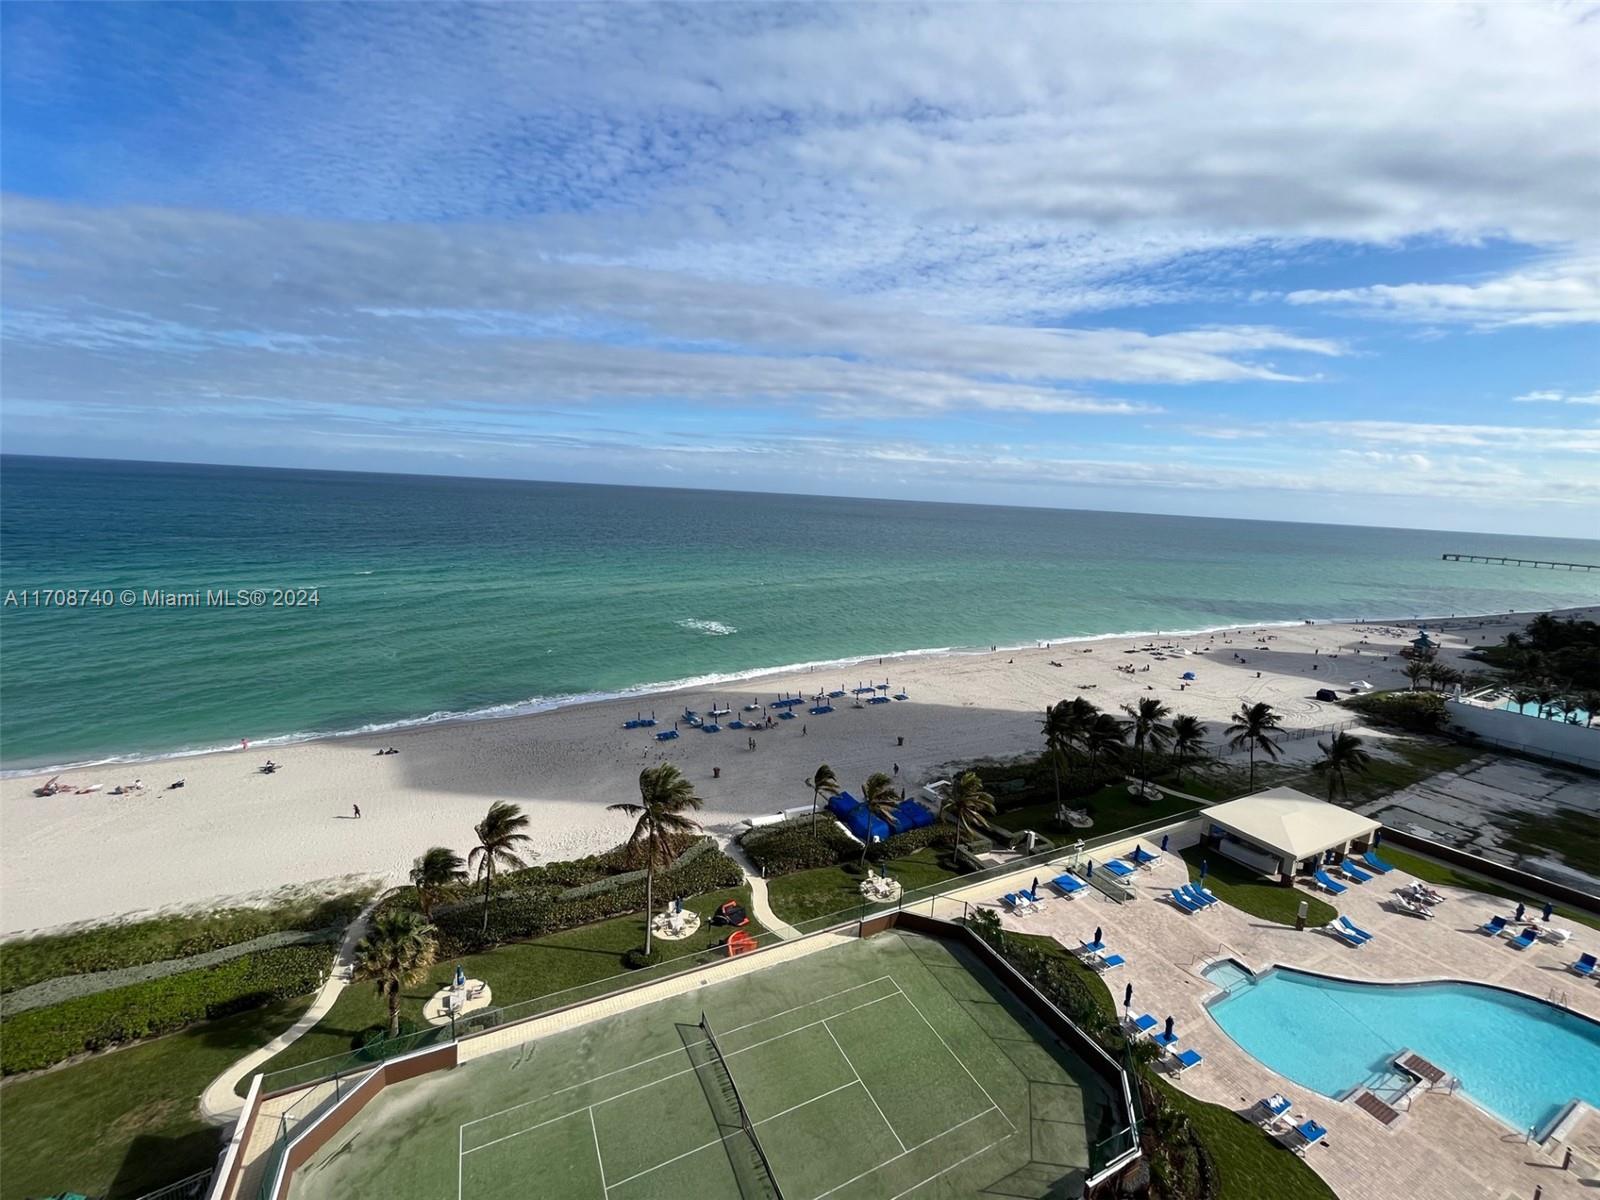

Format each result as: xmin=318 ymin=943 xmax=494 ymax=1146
xmin=972 ymin=843 xmax=1600 ymax=1200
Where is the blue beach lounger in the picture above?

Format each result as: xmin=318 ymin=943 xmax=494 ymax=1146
xmin=1255 ymin=1094 xmax=1293 ymax=1126
xmin=1051 ymin=873 xmax=1086 ymax=897
xmin=1152 ymin=1029 xmax=1180 ymax=1051
xmin=1129 ymin=845 xmax=1160 ymax=868
xmin=1166 ymin=888 xmax=1200 ymax=914
xmin=1105 ymin=860 xmax=1137 ymax=880
xmin=655 ymin=729 xmax=679 ymax=741
xmin=1508 ymin=927 xmax=1538 ymax=950
xmin=1129 ymin=1013 xmax=1158 ymax=1036
xmin=1338 ymin=915 xmax=1375 ymax=943
xmin=1287 ymin=1118 xmax=1327 ymax=1153
xmin=1480 ymin=915 xmax=1508 ymax=935
xmin=1172 ymin=1048 xmax=1204 ymax=1075
xmin=1339 ymin=858 xmax=1373 ymax=884
xmin=1325 ymin=922 xmax=1364 ymax=947
xmin=1094 ymin=953 xmax=1126 ymax=972
xmin=1362 ymin=849 xmax=1395 ymax=874
xmin=1181 ymin=884 xmax=1217 ymax=908
xmin=1571 ymin=953 xmax=1597 ymax=978
xmin=1312 ymin=868 xmax=1347 ymax=896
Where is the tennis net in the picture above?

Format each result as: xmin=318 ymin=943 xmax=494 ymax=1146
xmin=696 ymin=1012 xmax=784 ymax=1199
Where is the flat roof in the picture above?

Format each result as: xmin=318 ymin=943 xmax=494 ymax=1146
xmin=1202 ymin=787 xmax=1380 ymax=859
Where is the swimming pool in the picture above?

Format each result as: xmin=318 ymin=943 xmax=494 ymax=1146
xmin=1206 ymin=967 xmax=1600 ymax=1133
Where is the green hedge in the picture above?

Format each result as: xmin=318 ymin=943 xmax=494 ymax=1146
xmin=1346 ymin=689 xmax=1448 ymax=732
xmin=741 ymin=818 xmax=857 ymax=875
xmin=0 ymin=890 xmax=366 ymax=994
xmin=0 ymin=944 xmax=331 ymax=1075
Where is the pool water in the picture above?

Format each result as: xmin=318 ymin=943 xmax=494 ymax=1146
xmin=1206 ymin=968 xmax=1600 ymax=1133
xmin=1502 ymin=699 xmax=1592 ymax=724
xmin=1201 ymin=959 xmax=1254 ymax=992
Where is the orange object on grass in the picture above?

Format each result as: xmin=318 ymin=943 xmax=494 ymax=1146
xmin=726 ymin=930 xmax=757 ymax=956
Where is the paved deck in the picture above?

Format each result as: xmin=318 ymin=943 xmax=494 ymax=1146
xmin=972 ymin=842 xmax=1599 ymax=1200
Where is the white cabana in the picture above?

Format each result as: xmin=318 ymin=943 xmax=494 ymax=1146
xmin=1200 ymin=787 xmax=1381 ymax=879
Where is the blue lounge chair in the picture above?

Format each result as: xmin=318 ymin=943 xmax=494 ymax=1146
xmin=1339 ymin=858 xmax=1373 ymax=884
xmin=1094 ymin=953 xmax=1126 ymax=972
xmin=1362 ymin=849 xmax=1395 ymax=874
xmin=1019 ymin=888 xmax=1045 ymax=906
xmin=1181 ymin=883 xmax=1217 ymax=908
xmin=1166 ymin=888 xmax=1200 ymax=914
xmin=1325 ymin=922 xmax=1364 ymax=947
xmin=1129 ymin=1013 xmax=1158 ymax=1036
xmin=1255 ymin=1094 xmax=1293 ymax=1126
xmin=1152 ymin=1030 xmax=1180 ymax=1051
xmin=1105 ymin=860 xmax=1137 ymax=880
xmin=1078 ymin=939 xmax=1106 ymax=956
xmin=1051 ymin=872 xmax=1086 ymax=897
xmin=655 ymin=729 xmax=679 ymax=741
xmin=1338 ymin=915 xmax=1375 ymax=943
xmin=1312 ymin=868 xmax=1347 ymax=896
xmin=1288 ymin=1118 xmax=1327 ymax=1152
xmin=1571 ymin=953 xmax=1597 ymax=978
xmin=1172 ymin=1048 xmax=1203 ymax=1074
xmin=1508 ymin=927 xmax=1538 ymax=950
xmin=1480 ymin=915 xmax=1508 ymax=936
xmin=1129 ymin=845 xmax=1161 ymax=868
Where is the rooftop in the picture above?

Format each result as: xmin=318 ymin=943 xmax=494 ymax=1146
xmin=1203 ymin=787 xmax=1381 ymax=860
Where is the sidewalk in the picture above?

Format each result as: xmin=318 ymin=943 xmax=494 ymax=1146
xmin=720 ymin=834 xmax=801 ymax=940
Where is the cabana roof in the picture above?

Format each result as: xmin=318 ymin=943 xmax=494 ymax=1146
xmin=1201 ymin=787 xmax=1380 ymax=861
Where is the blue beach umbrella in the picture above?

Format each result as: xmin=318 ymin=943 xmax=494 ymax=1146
xmin=1160 ymin=834 xmax=1169 ymax=852
xmin=1200 ymin=859 xmax=1208 ymax=881
xmin=1094 ymin=926 xmax=1103 ymax=946
xmin=454 ymin=964 xmax=465 ymax=989
xmin=1086 ymin=860 xmax=1094 ymax=877
xmin=1124 ymin=982 xmax=1133 ymax=1010
xmin=1542 ymin=901 xmax=1554 ymax=922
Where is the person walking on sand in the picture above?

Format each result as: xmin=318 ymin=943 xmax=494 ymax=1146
xmin=802 ymin=724 xmax=807 ymax=736
xmin=352 ymin=803 xmax=361 ymax=819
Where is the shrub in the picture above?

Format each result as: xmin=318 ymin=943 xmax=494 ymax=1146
xmin=621 ymin=946 xmax=661 ymax=970
xmin=1346 ymin=689 xmax=1448 ymax=733
xmin=0 ymin=945 xmax=331 ymax=1074
xmin=741 ymin=818 xmax=856 ymax=875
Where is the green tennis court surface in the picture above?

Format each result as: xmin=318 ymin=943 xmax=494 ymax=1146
xmin=287 ymin=931 xmax=1116 ymax=1200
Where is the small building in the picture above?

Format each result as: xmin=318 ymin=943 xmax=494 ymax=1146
xmin=1410 ymin=631 xmax=1439 ymax=657
xmin=1199 ymin=787 xmax=1382 ymax=882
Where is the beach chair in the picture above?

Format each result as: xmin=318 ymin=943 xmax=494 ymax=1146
xmin=1172 ymin=1048 xmax=1203 ymax=1075
xmin=1001 ymin=892 xmax=1031 ymax=915
xmin=1181 ymin=883 xmax=1217 ymax=909
xmin=1019 ymin=888 xmax=1047 ymax=911
xmin=1362 ymin=849 xmax=1395 ymax=874
xmin=1050 ymin=872 xmax=1086 ymax=897
xmin=1338 ymin=915 xmax=1375 ymax=943
xmin=1152 ymin=1029 xmax=1180 ymax=1052
xmin=1093 ymin=953 xmax=1126 ymax=973
xmin=1077 ymin=939 xmax=1106 ymax=957
xmin=1480 ymin=915 xmax=1508 ymax=936
xmin=1339 ymin=858 xmax=1373 ymax=884
xmin=1507 ymin=926 xmax=1538 ymax=950
xmin=1129 ymin=845 xmax=1161 ymax=870
xmin=1324 ymin=922 xmax=1364 ymax=947
xmin=1393 ymin=893 xmax=1433 ymax=920
xmin=1571 ymin=953 xmax=1597 ymax=978
xmin=1165 ymin=888 xmax=1200 ymax=914
xmin=1105 ymin=860 xmax=1137 ymax=880
xmin=1311 ymin=868 xmax=1348 ymax=896
xmin=1285 ymin=1118 xmax=1328 ymax=1154
xmin=1128 ymin=1013 xmax=1158 ymax=1037
xmin=1255 ymin=1094 xmax=1293 ymax=1128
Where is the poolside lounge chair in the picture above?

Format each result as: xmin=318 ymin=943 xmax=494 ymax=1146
xmin=1480 ymin=915 xmax=1508 ymax=936
xmin=1128 ymin=1013 xmax=1158 ymax=1037
xmin=1571 ymin=953 xmax=1598 ymax=978
xmin=1311 ymin=868 xmax=1348 ymax=896
xmin=1129 ymin=845 xmax=1161 ymax=869
xmin=1286 ymin=1118 xmax=1328 ymax=1154
xmin=1362 ymin=849 xmax=1395 ymax=874
xmin=1338 ymin=915 xmax=1376 ymax=943
xmin=1172 ymin=1048 xmax=1203 ymax=1075
xmin=1165 ymin=888 xmax=1201 ymax=914
xmin=1077 ymin=939 xmax=1106 ymax=957
xmin=1019 ymin=888 xmax=1047 ymax=910
xmin=1392 ymin=893 xmax=1434 ymax=920
xmin=1254 ymin=1094 xmax=1293 ymax=1128
xmin=1338 ymin=858 xmax=1374 ymax=884
xmin=1507 ymin=926 xmax=1538 ymax=950
xmin=1181 ymin=883 xmax=1217 ymax=908
xmin=1050 ymin=872 xmax=1086 ymax=897
xmin=1093 ymin=953 xmax=1126 ymax=973
xmin=1323 ymin=922 xmax=1364 ymax=947
xmin=1105 ymin=860 xmax=1137 ymax=880
xmin=1152 ymin=1029 xmax=1180 ymax=1051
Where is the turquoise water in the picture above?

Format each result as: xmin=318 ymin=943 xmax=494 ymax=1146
xmin=1206 ymin=967 xmax=1600 ymax=1132
xmin=1503 ymin=700 xmax=1593 ymax=725
xmin=1200 ymin=959 xmax=1254 ymax=992
xmin=3 ymin=455 xmax=1598 ymax=770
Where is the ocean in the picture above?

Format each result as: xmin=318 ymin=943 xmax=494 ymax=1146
xmin=2 ymin=455 xmax=1596 ymax=771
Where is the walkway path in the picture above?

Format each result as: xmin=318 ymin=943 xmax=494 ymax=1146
xmin=199 ymin=896 xmax=382 ymax=1124
xmin=720 ymin=835 xmax=801 ymax=940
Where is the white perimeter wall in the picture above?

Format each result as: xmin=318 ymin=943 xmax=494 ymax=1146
xmin=1446 ymin=701 xmax=1600 ymax=769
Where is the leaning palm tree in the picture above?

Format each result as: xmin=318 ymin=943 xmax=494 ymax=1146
xmin=1581 ymin=692 xmax=1600 ymax=728
xmin=939 ymin=771 xmax=995 ymax=854
xmin=608 ymin=763 xmax=704 ymax=955
xmin=1312 ymin=731 xmax=1373 ymax=802
xmin=1063 ymin=696 xmax=1099 ymax=786
xmin=1121 ymin=697 xmax=1174 ymax=792
xmin=1226 ymin=701 xmax=1283 ymax=793
xmin=1040 ymin=701 xmax=1073 ymax=810
xmin=1403 ymin=661 xmax=1428 ymax=691
xmin=409 ymin=846 xmax=467 ymax=921
xmin=1168 ymin=714 xmax=1208 ymax=784
xmin=1084 ymin=712 xmax=1126 ymax=781
xmin=859 ymin=772 xmax=899 ymax=864
xmin=1509 ymin=686 xmax=1538 ymax=715
xmin=805 ymin=763 xmax=839 ymax=841
xmin=469 ymin=801 xmax=533 ymax=937
xmin=352 ymin=909 xmax=438 ymax=1039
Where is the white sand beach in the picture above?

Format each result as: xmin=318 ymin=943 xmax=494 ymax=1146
xmin=3 ymin=608 xmax=1589 ymax=935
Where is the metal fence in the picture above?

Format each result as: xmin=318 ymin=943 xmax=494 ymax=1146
xmin=133 ymin=1170 xmax=213 ymax=1200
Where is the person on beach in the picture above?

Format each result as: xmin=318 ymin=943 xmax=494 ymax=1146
xmin=802 ymin=724 xmax=807 ymax=736
xmin=353 ymin=803 xmax=361 ymax=819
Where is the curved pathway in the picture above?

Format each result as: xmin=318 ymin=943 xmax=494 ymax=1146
xmin=720 ymin=835 xmax=800 ymax=940
xmin=199 ymin=896 xmax=382 ymax=1124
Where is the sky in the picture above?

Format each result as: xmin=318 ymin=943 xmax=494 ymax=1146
xmin=2 ymin=2 xmax=1598 ymax=537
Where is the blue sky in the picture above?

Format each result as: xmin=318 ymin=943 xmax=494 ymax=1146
xmin=2 ymin=2 xmax=1597 ymax=536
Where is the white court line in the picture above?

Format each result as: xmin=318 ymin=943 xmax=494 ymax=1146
xmin=461 ymin=992 xmax=901 ymax=1157
xmin=588 ymin=1108 xmax=606 ymax=1196
xmin=808 ymin=1106 xmax=1001 ymax=1200
xmin=822 ymin=1020 xmax=905 ymax=1154
xmin=884 ymin=1131 xmax=1016 ymax=1200
xmin=460 ymin=975 xmax=897 ymax=1132
xmin=889 ymin=981 xmax=1016 ymax=1132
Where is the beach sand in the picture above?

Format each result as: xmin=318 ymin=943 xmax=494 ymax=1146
xmin=3 ymin=608 xmax=1588 ymax=935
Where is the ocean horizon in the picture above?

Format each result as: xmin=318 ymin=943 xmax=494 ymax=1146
xmin=3 ymin=454 xmax=1597 ymax=773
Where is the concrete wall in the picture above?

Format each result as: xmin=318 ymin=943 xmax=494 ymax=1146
xmin=1446 ymin=700 xmax=1600 ymax=769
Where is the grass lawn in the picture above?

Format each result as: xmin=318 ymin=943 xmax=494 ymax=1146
xmin=0 ymin=995 xmax=313 ymax=1200
xmin=1186 ymin=856 xmax=1337 ymax=928
xmin=249 ymin=885 xmax=764 ymax=1088
xmin=1375 ymin=845 xmax=1600 ymax=933
xmin=1006 ymin=933 xmax=1334 ymax=1200
xmin=1274 ymin=739 xmax=1479 ymax=806
xmin=764 ymin=846 xmax=960 ymax=924
xmin=996 ymin=781 xmax=1203 ymax=843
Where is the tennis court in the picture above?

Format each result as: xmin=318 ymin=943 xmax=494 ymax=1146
xmin=286 ymin=930 xmax=1116 ymax=1200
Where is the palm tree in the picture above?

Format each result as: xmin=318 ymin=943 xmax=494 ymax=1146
xmin=1226 ymin=702 xmax=1283 ymax=792
xmin=1168 ymin=714 xmax=1208 ymax=784
xmin=1040 ymin=701 xmax=1073 ymax=810
xmin=1422 ymin=661 xmax=1444 ymax=691
xmin=1312 ymin=731 xmax=1372 ymax=802
xmin=1581 ymin=692 xmax=1600 ymax=728
xmin=1121 ymin=697 xmax=1174 ymax=791
xmin=608 ymin=764 xmax=703 ymax=956
xmin=409 ymin=846 xmax=467 ymax=921
xmin=1084 ymin=711 xmax=1125 ymax=782
xmin=1404 ymin=661 xmax=1428 ymax=691
xmin=1509 ymin=686 xmax=1538 ymax=715
xmin=1063 ymin=696 xmax=1099 ymax=785
xmin=470 ymin=801 xmax=533 ymax=937
xmin=939 ymin=771 xmax=995 ymax=853
xmin=805 ymin=763 xmax=839 ymax=841
xmin=1534 ymin=684 xmax=1556 ymax=720
xmin=859 ymin=772 xmax=899 ymax=864
xmin=352 ymin=910 xmax=438 ymax=1039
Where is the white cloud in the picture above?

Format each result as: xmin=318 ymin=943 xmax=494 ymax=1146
xmin=1513 ymin=388 xmax=1600 ymax=406
xmin=1287 ymin=256 xmax=1600 ymax=327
